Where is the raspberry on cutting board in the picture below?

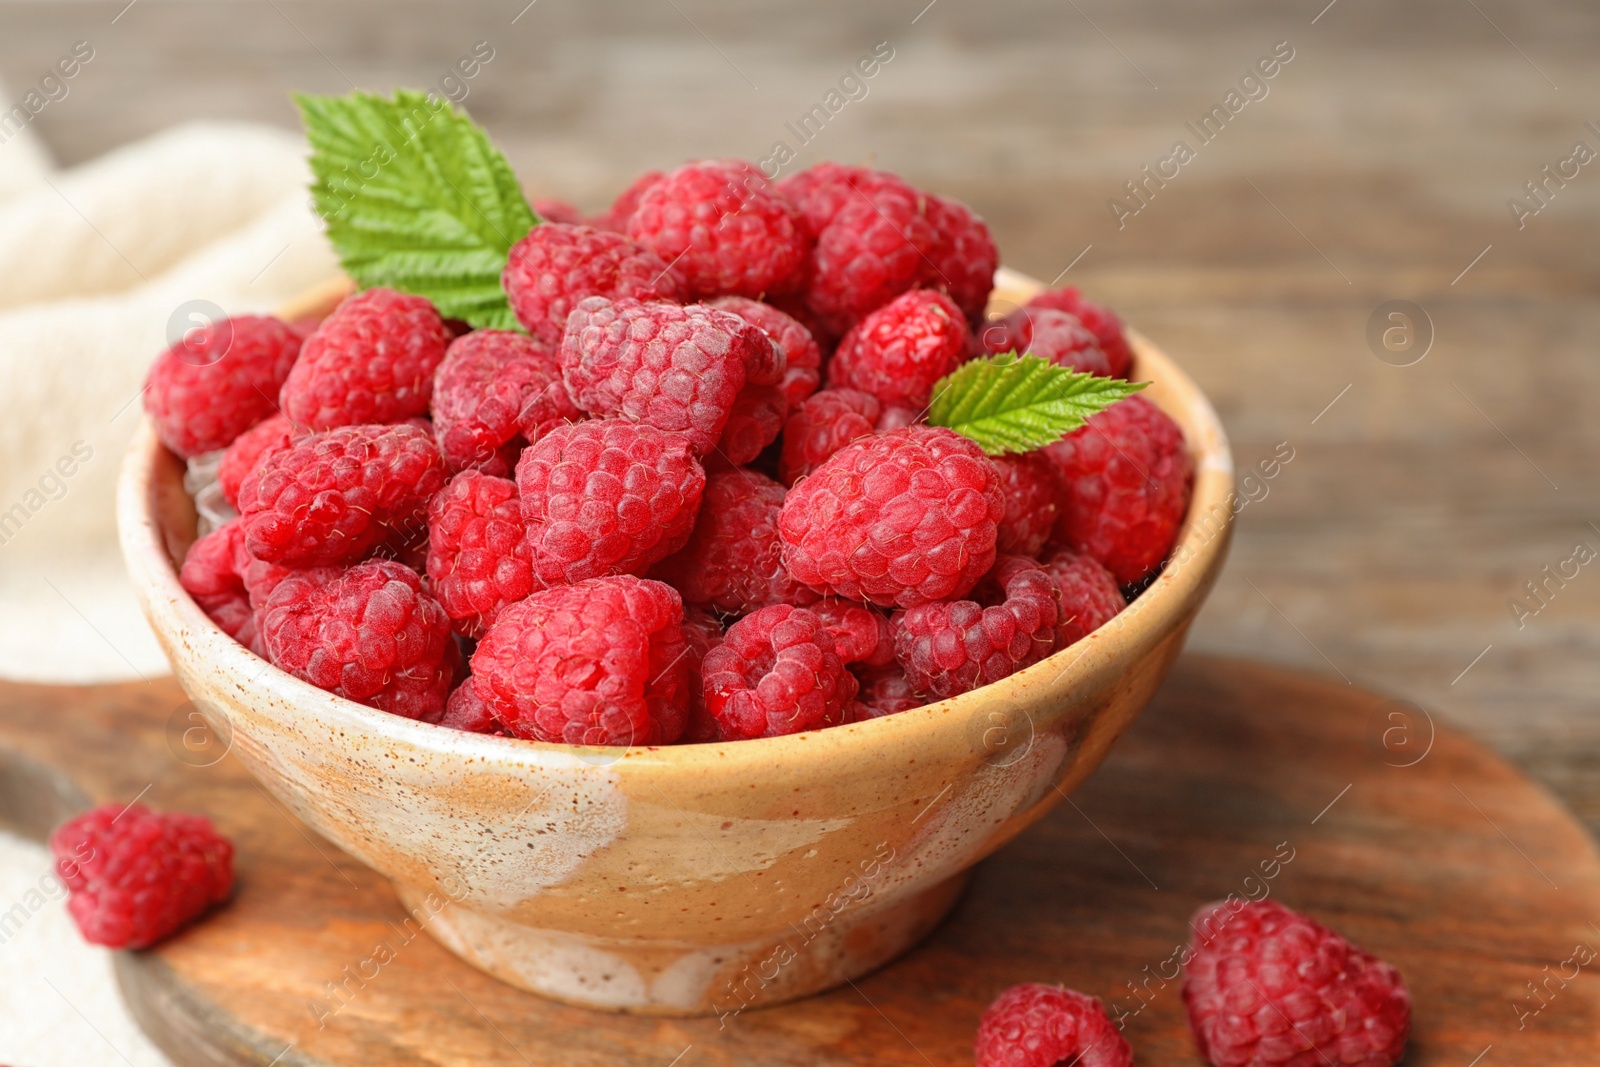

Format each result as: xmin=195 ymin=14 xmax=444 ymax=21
xmin=50 ymin=803 xmax=234 ymax=950
xmin=143 ymin=314 xmax=303 ymax=458
xmin=974 ymin=983 xmax=1133 ymax=1067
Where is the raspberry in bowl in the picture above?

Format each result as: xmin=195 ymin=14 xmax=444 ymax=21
xmin=119 ymin=158 xmax=1232 ymax=1016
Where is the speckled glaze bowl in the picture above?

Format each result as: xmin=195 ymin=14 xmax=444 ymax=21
xmin=117 ymin=268 xmax=1233 ymax=1016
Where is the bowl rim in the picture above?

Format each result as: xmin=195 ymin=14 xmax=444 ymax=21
xmin=117 ymin=268 xmax=1235 ymax=773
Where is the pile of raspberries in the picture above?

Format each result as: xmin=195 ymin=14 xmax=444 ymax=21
xmin=149 ymin=160 xmax=1194 ymax=745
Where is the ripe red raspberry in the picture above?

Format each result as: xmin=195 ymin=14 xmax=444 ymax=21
xmin=894 ymin=555 xmax=1059 ymax=699
xmin=808 ymin=598 xmax=895 ymax=666
xmin=778 ymin=388 xmax=881 ymax=486
xmin=827 ymin=289 xmax=969 ymax=411
xmin=975 ymin=983 xmax=1132 ymax=1067
xmin=1044 ymin=394 xmax=1193 ymax=584
xmin=627 ymin=160 xmax=809 ymax=299
xmin=701 ymin=605 xmax=858 ymax=740
xmin=853 ymin=664 xmax=922 ymax=718
xmin=532 ymin=197 xmax=584 ymax=224
xmin=561 ymin=297 xmax=774 ymax=455
xmin=238 ymin=423 xmax=448 ymax=566
xmin=179 ymin=522 xmax=258 ymax=650
xmin=1027 ymin=287 xmax=1134 ymax=378
xmin=922 ymin=193 xmax=999 ymax=326
xmin=279 ymin=288 xmax=452 ymax=431
xmin=217 ymin=413 xmax=296 ymax=507
xmin=980 ymin=307 xmax=1113 ymax=378
xmin=502 ymin=223 xmax=683 ymax=345
xmin=651 ymin=469 xmax=815 ymax=615
xmin=1039 ymin=549 xmax=1124 ymax=647
xmin=440 ymin=681 xmax=504 ymax=734
xmin=426 ymin=471 xmax=536 ymax=638
xmin=1183 ymin=900 xmax=1411 ymax=1067
xmin=706 ymin=295 xmax=822 ymax=406
xmin=50 ymin=803 xmax=234 ymax=950
xmin=431 ymin=329 xmax=582 ymax=475
xmin=143 ymin=315 xmax=302 ymax=458
xmin=261 ymin=560 xmax=457 ymax=720
xmin=471 ymin=575 xmax=689 ymax=745
xmin=779 ymin=425 xmax=1004 ymax=608
xmin=590 ymin=170 xmax=665 ymax=233
xmin=515 ymin=418 xmax=705 ymax=585
xmin=714 ymin=384 xmax=787 ymax=467
xmin=680 ymin=605 xmax=725 ymax=743
xmin=991 ymin=452 xmax=1065 ymax=558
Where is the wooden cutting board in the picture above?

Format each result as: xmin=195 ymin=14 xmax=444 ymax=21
xmin=2 ymin=655 xmax=1596 ymax=1066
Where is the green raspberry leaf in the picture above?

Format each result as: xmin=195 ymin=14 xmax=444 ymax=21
xmin=927 ymin=353 xmax=1146 ymax=455
xmin=297 ymin=89 xmax=537 ymax=330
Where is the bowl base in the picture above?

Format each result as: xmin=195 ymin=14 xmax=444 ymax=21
xmin=395 ymin=870 xmax=970 ymax=1016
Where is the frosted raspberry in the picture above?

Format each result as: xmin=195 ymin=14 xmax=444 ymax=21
xmin=143 ymin=315 xmax=302 ymax=458
xmin=808 ymin=598 xmax=895 ymax=667
xmin=1184 ymin=900 xmax=1411 ymax=1067
xmin=532 ymin=198 xmax=583 ymax=224
xmin=779 ymin=425 xmax=1004 ymax=608
xmin=680 ymin=606 xmax=725 ymax=743
xmin=778 ymin=388 xmax=880 ymax=486
xmin=278 ymin=288 xmax=451 ymax=431
xmin=217 ymin=414 xmax=296 ymax=507
xmin=827 ymin=289 xmax=969 ymax=411
xmin=501 ymin=223 xmax=683 ymax=345
xmin=561 ymin=297 xmax=773 ymax=455
xmin=1044 ymin=395 xmax=1193 ymax=584
xmin=853 ymin=664 xmax=923 ymax=718
xmin=590 ymin=170 xmax=665 ymax=233
xmin=701 ymin=605 xmax=858 ymax=740
xmin=426 ymin=471 xmax=536 ymax=638
xmin=1027 ymin=287 xmax=1134 ymax=378
xmin=179 ymin=522 xmax=257 ymax=650
xmin=1039 ymin=549 xmax=1124 ymax=647
xmin=991 ymin=452 xmax=1065 ymax=558
xmin=627 ymin=160 xmax=809 ymax=299
xmin=50 ymin=803 xmax=233 ymax=950
xmin=894 ymin=556 xmax=1058 ymax=699
xmin=705 ymin=295 xmax=822 ymax=406
xmin=440 ymin=682 xmax=503 ymax=734
xmin=980 ymin=307 xmax=1113 ymax=377
xmin=515 ymin=418 xmax=705 ymax=585
xmin=238 ymin=423 xmax=448 ymax=566
xmin=471 ymin=575 xmax=689 ymax=745
xmin=714 ymin=384 xmax=787 ymax=467
xmin=261 ymin=560 xmax=457 ymax=720
xmin=922 ymin=193 xmax=999 ymax=326
xmin=651 ymin=469 xmax=814 ymax=615
xmin=974 ymin=983 xmax=1132 ymax=1067
xmin=431 ymin=329 xmax=582 ymax=475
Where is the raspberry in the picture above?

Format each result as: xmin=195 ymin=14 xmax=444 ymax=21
xmin=431 ymin=329 xmax=582 ymax=475
xmin=991 ymin=452 xmax=1064 ymax=558
xmin=714 ymin=384 xmax=787 ymax=467
xmin=143 ymin=315 xmax=302 ymax=458
xmin=515 ymin=418 xmax=705 ymax=585
xmin=440 ymin=681 xmax=503 ymax=734
xmin=922 ymin=193 xmax=999 ymax=326
xmin=706 ymin=295 xmax=822 ymax=406
xmin=471 ymin=575 xmax=689 ymax=745
xmin=827 ymin=290 xmax=969 ymax=411
xmin=778 ymin=388 xmax=880 ymax=486
xmin=1027 ymin=287 xmax=1134 ymax=378
xmin=779 ymin=425 xmax=1004 ymax=608
xmin=50 ymin=803 xmax=234 ymax=950
xmin=980 ymin=307 xmax=1113 ymax=378
xmin=894 ymin=555 xmax=1059 ymax=699
xmin=680 ymin=606 xmax=725 ymax=743
xmin=808 ymin=598 xmax=895 ymax=666
xmin=532 ymin=197 xmax=583 ymax=224
xmin=1044 ymin=394 xmax=1193 ymax=584
xmin=651 ymin=469 xmax=814 ymax=615
xmin=627 ymin=160 xmax=809 ymax=299
xmin=590 ymin=170 xmax=665 ymax=233
xmin=217 ymin=413 xmax=296 ymax=507
xmin=853 ymin=664 xmax=922 ymax=718
xmin=1039 ymin=549 xmax=1124 ymax=647
xmin=701 ymin=605 xmax=858 ymax=740
xmin=261 ymin=560 xmax=457 ymax=720
xmin=426 ymin=471 xmax=536 ymax=638
xmin=238 ymin=423 xmax=448 ymax=566
xmin=974 ymin=983 xmax=1132 ymax=1067
xmin=179 ymin=522 xmax=258 ymax=650
xmin=1183 ymin=900 xmax=1411 ymax=1067
xmin=561 ymin=297 xmax=773 ymax=455
xmin=279 ymin=288 xmax=452 ymax=431
xmin=501 ymin=223 xmax=683 ymax=345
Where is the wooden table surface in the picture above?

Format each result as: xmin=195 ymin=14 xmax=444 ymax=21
xmin=4 ymin=1 xmax=1596 ymax=827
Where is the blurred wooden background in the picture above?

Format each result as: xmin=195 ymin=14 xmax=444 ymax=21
xmin=2 ymin=0 xmax=1597 ymax=835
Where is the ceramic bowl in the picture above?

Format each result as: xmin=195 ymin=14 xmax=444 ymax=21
xmin=117 ymin=268 xmax=1234 ymax=1016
